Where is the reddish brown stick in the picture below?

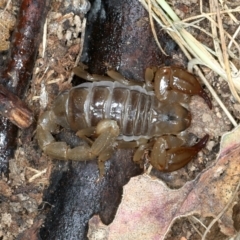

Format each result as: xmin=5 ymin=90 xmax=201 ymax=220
xmin=0 ymin=0 xmax=50 ymax=173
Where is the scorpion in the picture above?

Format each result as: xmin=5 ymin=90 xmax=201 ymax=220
xmin=36 ymin=66 xmax=211 ymax=175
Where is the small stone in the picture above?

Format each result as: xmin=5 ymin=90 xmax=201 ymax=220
xmin=216 ymin=112 xmax=222 ymax=118
xmin=206 ymin=141 xmax=215 ymax=151
xmin=1 ymin=213 xmax=12 ymax=227
xmin=202 ymin=113 xmax=212 ymax=122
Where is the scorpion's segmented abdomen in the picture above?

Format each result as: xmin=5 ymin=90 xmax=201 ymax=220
xmin=68 ymin=81 xmax=153 ymax=140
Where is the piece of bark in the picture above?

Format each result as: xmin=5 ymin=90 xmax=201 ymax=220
xmin=0 ymin=0 xmax=50 ymax=173
xmin=0 ymin=84 xmax=33 ymax=129
xmin=39 ymin=0 xmax=179 ymax=239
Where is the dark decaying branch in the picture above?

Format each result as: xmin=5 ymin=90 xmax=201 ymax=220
xmin=0 ymin=0 xmax=50 ymax=173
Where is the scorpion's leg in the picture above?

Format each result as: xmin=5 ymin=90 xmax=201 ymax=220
xmin=74 ymin=66 xmax=147 ymax=89
xmin=37 ymin=112 xmax=119 ymax=175
xmin=74 ymin=66 xmax=144 ymax=88
xmin=73 ymin=66 xmax=113 ymax=81
xmin=73 ymin=65 xmax=143 ymax=86
xmin=150 ymin=134 xmax=209 ymax=172
xmin=37 ymin=110 xmax=93 ymax=161
xmin=106 ymin=70 xmax=145 ymax=87
xmin=76 ymin=127 xmax=96 ymax=145
xmin=90 ymin=119 xmax=120 ymax=175
xmin=117 ymin=138 xmax=154 ymax=165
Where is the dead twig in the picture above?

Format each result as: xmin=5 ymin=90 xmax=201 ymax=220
xmin=0 ymin=0 xmax=50 ymax=173
xmin=0 ymin=84 xmax=33 ymax=128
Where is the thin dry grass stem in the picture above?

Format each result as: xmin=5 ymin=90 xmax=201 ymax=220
xmin=201 ymin=178 xmax=240 ymax=240
xmin=200 ymin=0 xmax=203 ymax=13
xmin=147 ymin=0 xmax=167 ymax=56
xmin=191 ymin=216 xmax=208 ymax=229
xmin=188 ymin=217 xmax=203 ymax=237
xmin=219 ymin=0 xmax=239 ymax=24
xmin=138 ymin=0 xmax=239 ymax=127
xmin=145 ymin=1 xmax=199 ymax=60
xmin=180 ymin=19 xmax=215 ymax=41
xmin=209 ymin=0 xmax=223 ymax=66
xmin=46 ymin=77 xmax=63 ymax=84
xmin=181 ymin=7 xmax=240 ymax=22
xmin=214 ymin=0 xmax=240 ymax=103
xmin=228 ymin=25 xmax=240 ymax=59
xmin=32 ymin=65 xmax=49 ymax=103
xmin=179 ymin=11 xmax=240 ymax=56
xmin=203 ymin=14 xmax=240 ymax=57
xmin=228 ymin=25 xmax=240 ymax=49
xmin=26 ymin=166 xmax=47 ymax=182
xmin=3 ymin=0 xmax=11 ymax=11
xmin=42 ymin=19 xmax=47 ymax=58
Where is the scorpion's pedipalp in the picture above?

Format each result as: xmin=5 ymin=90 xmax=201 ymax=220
xmin=153 ymin=67 xmax=212 ymax=109
xmin=150 ymin=134 xmax=209 ymax=172
xmin=153 ymin=67 xmax=170 ymax=101
xmin=170 ymin=67 xmax=212 ymax=109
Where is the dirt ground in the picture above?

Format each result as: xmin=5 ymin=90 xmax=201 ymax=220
xmin=0 ymin=0 xmax=240 ymax=239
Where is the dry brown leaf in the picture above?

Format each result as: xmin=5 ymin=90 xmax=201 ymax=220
xmin=88 ymin=126 xmax=240 ymax=240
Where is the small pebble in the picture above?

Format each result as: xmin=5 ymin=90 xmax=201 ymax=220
xmin=216 ymin=112 xmax=222 ymax=118
xmin=202 ymin=113 xmax=212 ymax=122
xmin=206 ymin=141 xmax=215 ymax=151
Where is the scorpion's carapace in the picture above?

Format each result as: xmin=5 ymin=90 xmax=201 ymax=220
xmin=37 ymin=66 xmax=211 ymax=176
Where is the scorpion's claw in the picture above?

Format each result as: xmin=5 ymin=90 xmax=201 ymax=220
xmin=198 ymin=89 xmax=212 ymax=109
xmin=150 ymin=134 xmax=209 ymax=172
